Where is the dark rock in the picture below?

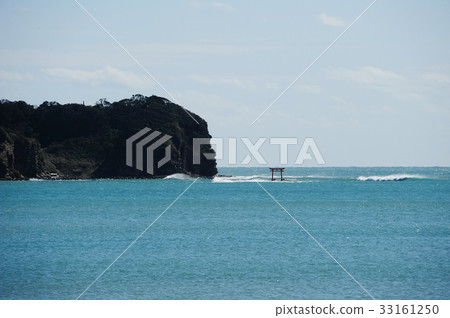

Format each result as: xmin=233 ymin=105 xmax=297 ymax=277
xmin=0 ymin=95 xmax=217 ymax=180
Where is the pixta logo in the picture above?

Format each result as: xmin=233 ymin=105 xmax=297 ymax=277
xmin=126 ymin=127 xmax=172 ymax=175
xmin=127 ymin=129 xmax=325 ymax=175
xmin=193 ymin=137 xmax=325 ymax=165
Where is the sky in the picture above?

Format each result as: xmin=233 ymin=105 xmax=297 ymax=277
xmin=0 ymin=0 xmax=449 ymax=166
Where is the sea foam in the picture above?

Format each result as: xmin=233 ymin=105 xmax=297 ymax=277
xmin=357 ymin=174 xmax=425 ymax=182
xmin=212 ymin=175 xmax=304 ymax=183
xmin=164 ymin=173 xmax=194 ymax=180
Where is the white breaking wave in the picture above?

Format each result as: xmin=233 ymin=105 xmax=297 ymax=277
xmin=29 ymin=178 xmax=89 ymax=182
xmin=164 ymin=173 xmax=194 ymax=180
xmin=212 ymin=175 xmax=305 ymax=183
xmin=357 ymin=174 xmax=425 ymax=182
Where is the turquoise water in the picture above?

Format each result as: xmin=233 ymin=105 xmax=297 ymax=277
xmin=0 ymin=167 xmax=449 ymax=299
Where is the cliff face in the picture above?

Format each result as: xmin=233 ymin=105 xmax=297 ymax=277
xmin=0 ymin=95 xmax=217 ymax=180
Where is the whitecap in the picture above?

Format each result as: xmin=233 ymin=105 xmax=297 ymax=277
xmin=357 ymin=174 xmax=425 ymax=182
xmin=164 ymin=173 xmax=193 ymax=180
xmin=212 ymin=175 xmax=304 ymax=183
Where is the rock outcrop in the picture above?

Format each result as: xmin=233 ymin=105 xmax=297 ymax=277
xmin=0 ymin=95 xmax=217 ymax=180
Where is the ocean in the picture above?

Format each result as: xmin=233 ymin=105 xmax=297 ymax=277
xmin=0 ymin=167 xmax=448 ymax=300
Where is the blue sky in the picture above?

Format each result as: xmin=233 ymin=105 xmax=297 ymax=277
xmin=1 ymin=0 xmax=449 ymax=166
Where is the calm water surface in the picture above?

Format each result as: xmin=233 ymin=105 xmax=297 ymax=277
xmin=0 ymin=167 xmax=448 ymax=299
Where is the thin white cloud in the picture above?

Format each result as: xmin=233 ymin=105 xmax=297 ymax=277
xmin=264 ymin=82 xmax=279 ymax=90
xmin=329 ymin=66 xmax=423 ymax=102
xmin=422 ymin=73 xmax=450 ymax=84
xmin=211 ymin=2 xmax=234 ymax=11
xmin=0 ymin=70 xmax=33 ymax=81
xmin=189 ymin=1 xmax=234 ymax=11
xmin=319 ymin=13 xmax=347 ymax=27
xmin=44 ymin=68 xmax=102 ymax=82
xmin=134 ymin=42 xmax=252 ymax=56
xmin=42 ymin=66 xmax=151 ymax=89
xmin=190 ymin=75 xmax=258 ymax=89
xmin=189 ymin=75 xmax=287 ymax=91
xmin=334 ymin=66 xmax=403 ymax=85
xmin=296 ymin=84 xmax=322 ymax=94
xmin=331 ymin=96 xmax=348 ymax=105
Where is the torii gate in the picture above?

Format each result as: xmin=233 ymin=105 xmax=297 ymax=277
xmin=269 ymin=168 xmax=285 ymax=181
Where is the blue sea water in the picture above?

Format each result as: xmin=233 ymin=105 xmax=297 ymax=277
xmin=0 ymin=167 xmax=449 ymax=300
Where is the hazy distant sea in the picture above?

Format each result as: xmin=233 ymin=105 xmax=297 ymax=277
xmin=0 ymin=167 xmax=448 ymax=299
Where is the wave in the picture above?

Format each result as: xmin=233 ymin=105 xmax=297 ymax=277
xmin=213 ymin=173 xmax=430 ymax=183
xmin=164 ymin=173 xmax=194 ymax=180
xmin=28 ymin=178 xmax=85 ymax=181
xmin=357 ymin=174 xmax=426 ymax=182
xmin=212 ymin=175 xmax=307 ymax=183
